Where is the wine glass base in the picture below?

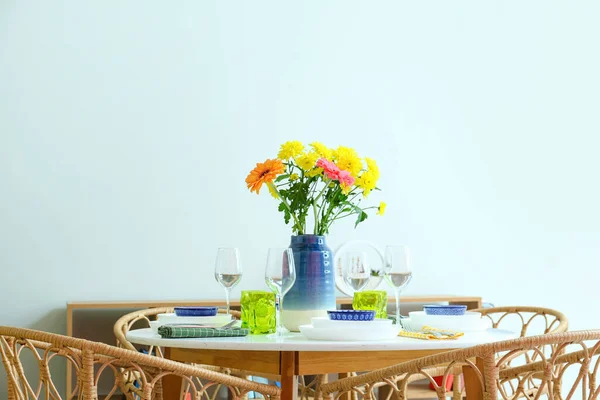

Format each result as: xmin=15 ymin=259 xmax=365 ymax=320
xmin=267 ymin=326 xmax=291 ymax=338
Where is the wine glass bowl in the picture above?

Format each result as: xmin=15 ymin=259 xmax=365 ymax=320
xmin=383 ymin=270 xmax=412 ymax=291
xmin=214 ymin=248 xmax=242 ymax=315
xmin=265 ymin=248 xmax=296 ymax=336
xmin=342 ymin=251 xmax=372 ymax=293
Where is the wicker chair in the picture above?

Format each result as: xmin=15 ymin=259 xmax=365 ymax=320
xmin=462 ymin=306 xmax=569 ymax=399
xmin=374 ymin=306 xmax=569 ymax=400
xmin=113 ymin=307 xmax=243 ymax=373
xmin=318 ymin=329 xmax=600 ymax=400
xmin=114 ymin=307 xmax=256 ymax=400
xmin=114 ymin=307 xmax=322 ymax=400
xmin=471 ymin=306 xmax=568 ymax=338
xmin=0 ymin=325 xmax=280 ymax=400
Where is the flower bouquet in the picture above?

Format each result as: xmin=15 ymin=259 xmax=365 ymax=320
xmin=245 ymin=141 xmax=385 ymax=235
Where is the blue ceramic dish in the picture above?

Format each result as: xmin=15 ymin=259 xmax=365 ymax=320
xmin=174 ymin=307 xmax=219 ymax=317
xmin=327 ymin=310 xmax=376 ymax=321
xmin=423 ymin=305 xmax=467 ymax=316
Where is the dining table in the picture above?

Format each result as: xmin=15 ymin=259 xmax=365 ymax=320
xmin=126 ymin=327 xmax=517 ymax=400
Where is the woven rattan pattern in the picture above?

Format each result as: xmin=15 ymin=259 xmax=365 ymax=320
xmin=356 ymin=306 xmax=569 ymax=400
xmin=0 ymin=326 xmax=280 ymax=400
xmin=318 ymin=330 xmax=600 ymax=400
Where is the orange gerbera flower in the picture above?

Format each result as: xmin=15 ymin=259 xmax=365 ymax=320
xmin=245 ymin=158 xmax=285 ymax=194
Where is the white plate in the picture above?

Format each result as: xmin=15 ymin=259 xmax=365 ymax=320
xmin=403 ymin=315 xmax=491 ymax=332
xmin=149 ymin=321 xmax=161 ymax=333
xmin=299 ymin=324 xmax=400 ymax=341
xmin=156 ymin=313 xmax=232 ymax=325
xmin=334 ymin=240 xmax=386 ymax=297
xmin=311 ymin=317 xmax=392 ymax=329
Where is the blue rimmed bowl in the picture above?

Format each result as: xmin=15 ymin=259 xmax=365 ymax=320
xmin=423 ymin=305 xmax=467 ymax=316
xmin=327 ymin=310 xmax=376 ymax=321
xmin=174 ymin=307 xmax=219 ymax=317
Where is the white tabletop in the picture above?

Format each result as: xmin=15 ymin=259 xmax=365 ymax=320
xmin=126 ymin=328 xmax=517 ymax=352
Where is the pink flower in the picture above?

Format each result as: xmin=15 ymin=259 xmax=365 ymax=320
xmin=337 ymin=170 xmax=355 ymax=187
xmin=316 ymin=158 xmax=356 ymax=188
xmin=316 ymin=158 xmax=341 ymax=180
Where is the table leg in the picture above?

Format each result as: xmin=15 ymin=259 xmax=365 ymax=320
xmin=163 ymin=348 xmax=183 ymax=400
xmin=462 ymin=357 xmax=485 ymax=400
xmin=281 ymin=351 xmax=298 ymax=400
xmin=337 ymin=373 xmax=355 ymax=400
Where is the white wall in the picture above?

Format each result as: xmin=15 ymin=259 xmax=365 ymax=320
xmin=1 ymin=0 xmax=600 ymax=394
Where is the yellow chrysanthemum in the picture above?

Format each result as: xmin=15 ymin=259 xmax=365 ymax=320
xmin=289 ymin=173 xmax=300 ymax=181
xmin=341 ymin=184 xmax=352 ymax=195
xmin=309 ymin=142 xmax=333 ymax=160
xmin=356 ymin=170 xmax=378 ymax=197
xmin=334 ymin=146 xmax=362 ymax=177
xmin=306 ymin=167 xmax=323 ymax=178
xmin=295 ymin=152 xmax=319 ymax=171
xmin=267 ymin=183 xmax=279 ymax=199
xmin=278 ymin=141 xmax=304 ymax=160
xmin=377 ymin=201 xmax=387 ymax=216
xmin=365 ymin=157 xmax=380 ymax=179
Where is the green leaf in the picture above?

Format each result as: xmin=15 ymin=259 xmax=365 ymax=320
xmin=345 ymin=202 xmax=363 ymax=214
xmin=354 ymin=211 xmax=368 ymax=228
xmin=275 ymin=174 xmax=290 ymax=183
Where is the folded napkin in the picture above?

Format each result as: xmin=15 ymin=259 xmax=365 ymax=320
xmin=158 ymin=324 xmax=249 ymax=339
xmin=398 ymin=325 xmax=463 ymax=340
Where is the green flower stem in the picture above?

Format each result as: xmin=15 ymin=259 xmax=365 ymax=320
xmin=311 ymin=179 xmax=331 ymax=234
xmin=288 ymin=163 xmax=305 ymax=177
xmin=329 ymin=212 xmax=356 ymax=222
xmin=325 ymin=203 xmax=376 ymax=232
xmin=320 ymin=184 xmax=344 ymax=227
xmin=313 ymin=199 xmax=319 ymax=234
xmin=307 ymin=179 xmax=319 ymax=207
xmin=325 ymin=210 xmax=359 ymax=231
xmin=323 ymin=189 xmax=360 ymax=224
xmin=268 ymin=183 xmax=303 ymax=234
xmin=317 ymin=185 xmax=336 ymax=235
xmin=313 ymin=179 xmax=331 ymax=204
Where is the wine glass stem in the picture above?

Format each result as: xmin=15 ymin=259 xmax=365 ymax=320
xmin=275 ymin=293 xmax=282 ymax=335
xmin=395 ymin=289 xmax=401 ymax=326
xmin=225 ymin=288 xmax=231 ymax=315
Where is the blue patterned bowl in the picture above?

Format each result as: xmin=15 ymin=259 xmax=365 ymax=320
xmin=423 ymin=305 xmax=467 ymax=316
xmin=327 ymin=310 xmax=376 ymax=321
xmin=174 ymin=307 xmax=219 ymax=317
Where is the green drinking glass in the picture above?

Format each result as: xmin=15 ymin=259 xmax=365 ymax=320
xmin=352 ymin=290 xmax=388 ymax=319
xmin=240 ymin=290 xmax=276 ymax=334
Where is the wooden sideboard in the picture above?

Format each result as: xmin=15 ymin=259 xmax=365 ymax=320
xmin=66 ymin=295 xmax=483 ymax=336
xmin=66 ymin=295 xmax=482 ymax=398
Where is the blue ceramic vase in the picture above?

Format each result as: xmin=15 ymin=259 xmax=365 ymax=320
xmin=283 ymin=235 xmax=336 ymax=331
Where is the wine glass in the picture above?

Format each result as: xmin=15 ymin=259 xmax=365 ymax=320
xmin=214 ymin=248 xmax=242 ymax=315
xmin=342 ymin=251 xmax=372 ymax=294
xmin=383 ymin=245 xmax=412 ymax=327
xmin=265 ymin=248 xmax=296 ymax=337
